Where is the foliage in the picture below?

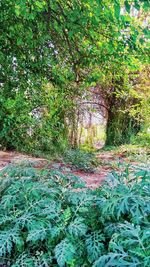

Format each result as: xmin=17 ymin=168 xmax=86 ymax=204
xmin=134 ymin=132 xmax=150 ymax=147
xmin=63 ymin=149 xmax=99 ymax=172
xmin=0 ymin=163 xmax=150 ymax=266
xmin=120 ymin=145 xmax=150 ymax=163
xmin=105 ymin=63 xmax=150 ymax=146
xmin=101 ymin=145 xmax=150 ymax=167
xmin=0 ymin=0 xmax=149 ymax=151
xmin=0 ymin=84 xmax=68 ymax=154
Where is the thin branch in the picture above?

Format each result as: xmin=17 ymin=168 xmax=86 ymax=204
xmin=81 ymin=101 xmax=109 ymax=111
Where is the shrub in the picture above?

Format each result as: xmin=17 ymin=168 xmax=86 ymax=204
xmin=63 ymin=149 xmax=98 ymax=172
xmin=133 ymin=132 xmax=150 ymax=147
xmin=0 ymin=164 xmax=150 ymax=266
xmin=0 ymin=86 xmax=68 ymax=155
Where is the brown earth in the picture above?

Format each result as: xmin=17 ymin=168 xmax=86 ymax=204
xmin=0 ymin=150 xmax=135 ymax=188
xmin=0 ymin=151 xmax=48 ymax=170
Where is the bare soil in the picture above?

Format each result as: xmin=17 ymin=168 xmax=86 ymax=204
xmin=0 ymin=150 xmax=135 ymax=188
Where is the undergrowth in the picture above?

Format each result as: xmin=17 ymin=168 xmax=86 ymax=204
xmin=63 ymin=149 xmax=98 ymax=172
xmin=0 ymin=163 xmax=150 ymax=266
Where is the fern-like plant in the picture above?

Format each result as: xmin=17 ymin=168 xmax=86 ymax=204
xmin=0 ymin=163 xmax=150 ymax=266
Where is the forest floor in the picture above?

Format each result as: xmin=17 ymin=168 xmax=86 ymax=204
xmin=1 ymin=147 xmax=149 ymax=188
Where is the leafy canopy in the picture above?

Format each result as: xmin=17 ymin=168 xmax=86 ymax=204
xmin=0 ymin=0 xmax=149 ymax=149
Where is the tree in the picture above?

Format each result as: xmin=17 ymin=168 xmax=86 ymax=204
xmin=0 ymin=0 xmax=149 ymax=150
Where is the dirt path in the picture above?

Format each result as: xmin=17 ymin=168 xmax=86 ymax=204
xmin=0 ymin=151 xmax=48 ymax=170
xmin=0 ymin=151 xmax=20 ymax=170
xmin=0 ymin=150 xmax=126 ymax=188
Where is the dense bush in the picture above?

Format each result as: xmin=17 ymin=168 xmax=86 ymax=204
xmin=0 ymin=85 xmax=68 ymax=155
xmin=0 ymin=163 xmax=150 ymax=266
xmin=133 ymin=132 xmax=150 ymax=147
xmin=63 ymin=149 xmax=98 ymax=172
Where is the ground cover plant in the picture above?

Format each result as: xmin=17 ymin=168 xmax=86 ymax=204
xmin=0 ymin=163 xmax=150 ymax=267
xmin=63 ymin=149 xmax=99 ymax=173
xmin=99 ymin=145 xmax=150 ymax=167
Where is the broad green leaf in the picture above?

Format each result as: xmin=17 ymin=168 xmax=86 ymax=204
xmin=54 ymin=239 xmax=76 ymax=267
xmin=68 ymin=217 xmax=88 ymax=237
xmin=134 ymin=1 xmax=140 ymax=10
xmin=114 ymin=2 xmax=121 ymax=19
xmin=86 ymin=231 xmax=105 ymax=263
xmin=125 ymin=0 xmax=131 ymax=13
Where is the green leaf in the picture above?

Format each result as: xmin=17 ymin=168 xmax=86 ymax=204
xmin=143 ymin=2 xmax=150 ymax=11
xmin=17 ymin=38 xmax=23 ymax=46
xmin=35 ymin=1 xmax=45 ymax=9
xmin=134 ymin=1 xmax=140 ymax=10
xmin=143 ymin=28 xmax=150 ymax=38
xmin=0 ymin=229 xmax=23 ymax=256
xmin=93 ymin=252 xmax=136 ymax=267
xmin=68 ymin=217 xmax=88 ymax=237
xmin=27 ymin=226 xmax=47 ymax=242
xmin=0 ymin=231 xmax=13 ymax=256
xmin=124 ymin=0 xmax=131 ymax=13
xmin=54 ymin=238 xmax=76 ymax=267
xmin=15 ymin=5 xmax=21 ymax=16
xmin=114 ymin=2 xmax=121 ymax=19
xmin=86 ymin=231 xmax=105 ymax=263
xmin=12 ymin=253 xmax=34 ymax=267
